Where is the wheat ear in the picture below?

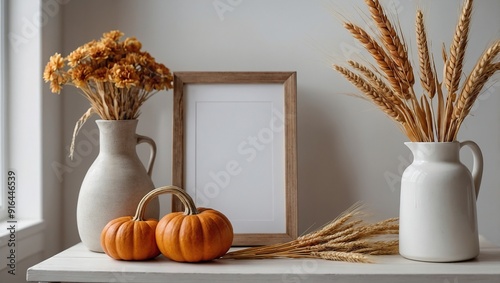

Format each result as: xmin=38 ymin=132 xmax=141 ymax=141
xmin=365 ymin=0 xmax=414 ymax=89
xmin=347 ymin=60 xmax=403 ymax=106
xmin=343 ymin=22 xmax=408 ymax=99
xmin=450 ymin=40 xmax=500 ymax=139
xmin=444 ymin=0 xmax=473 ymax=97
xmin=333 ymin=65 xmax=402 ymax=122
xmin=311 ymin=251 xmax=371 ymax=263
xmin=416 ymin=9 xmax=438 ymax=141
xmin=416 ymin=10 xmax=436 ymax=98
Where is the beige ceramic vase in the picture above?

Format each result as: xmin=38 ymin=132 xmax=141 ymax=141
xmin=76 ymin=120 xmax=159 ymax=252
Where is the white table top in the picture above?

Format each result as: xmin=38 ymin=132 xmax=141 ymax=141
xmin=27 ymin=239 xmax=500 ymax=283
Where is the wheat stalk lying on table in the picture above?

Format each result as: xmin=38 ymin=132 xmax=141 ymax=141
xmin=334 ymin=0 xmax=500 ymax=142
xmin=221 ymin=203 xmax=399 ymax=263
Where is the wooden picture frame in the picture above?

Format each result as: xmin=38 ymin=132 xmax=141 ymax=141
xmin=172 ymin=72 xmax=297 ymax=246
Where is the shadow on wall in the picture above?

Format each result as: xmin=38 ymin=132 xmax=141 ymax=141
xmin=297 ymin=86 xmax=358 ymax=235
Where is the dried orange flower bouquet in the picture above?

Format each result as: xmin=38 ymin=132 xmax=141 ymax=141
xmin=334 ymin=0 xmax=499 ymax=142
xmin=43 ymin=30 xmax=173 ymax=155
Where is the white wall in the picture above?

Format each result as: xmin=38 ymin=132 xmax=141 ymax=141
xmin=59 ymin=0 xmax=500 ymax=248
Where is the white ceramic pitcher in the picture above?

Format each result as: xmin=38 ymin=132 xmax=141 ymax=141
xmin=399 ymin=141 xmax=483 ymax=262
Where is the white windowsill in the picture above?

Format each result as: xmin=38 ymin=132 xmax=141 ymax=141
xmin=0 ymin=219 xmax=45 ymax=270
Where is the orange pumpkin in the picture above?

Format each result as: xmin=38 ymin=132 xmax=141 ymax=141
xmin=100 ymin=189 xmax=160 ymax=260
xmin=155 ymin=186 xmax=234 ymax=262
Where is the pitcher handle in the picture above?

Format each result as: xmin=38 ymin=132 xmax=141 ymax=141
xmin=136 ymin=134 xmax=157 ymax=177
xmin=460 ymin=140 xmax=483 ymax=198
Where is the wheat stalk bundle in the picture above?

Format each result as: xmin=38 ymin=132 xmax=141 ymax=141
xmin=222 ymin=203 xmax=399 ymax=263
xmin=334 ymin=0 xmax=499 ymax=142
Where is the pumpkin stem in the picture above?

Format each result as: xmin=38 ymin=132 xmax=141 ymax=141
xmin=133 ymin=185 xmax=198 ymax=220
